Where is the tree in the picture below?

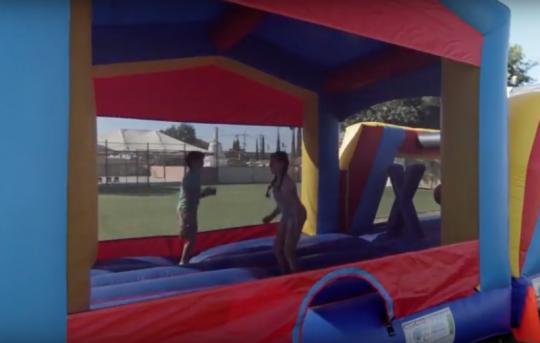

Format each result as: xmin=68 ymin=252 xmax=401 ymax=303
xmin=161 ymin=123 xmax=208 ymax=149
xmin=508 ymin=44 xmax=538 ymax=87
xmin=232 ymin=137 xmax=241 ymax=152
xmin=344 ymin=97 xmax=440 ymax=129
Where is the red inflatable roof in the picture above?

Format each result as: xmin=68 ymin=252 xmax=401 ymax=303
xmin=94 ymin=64 xmax=306 ymax=127
xmin=92 ymin=0 xmax=482 ymax=126
xmin=228 ymin=0 xmax=482 ymax=66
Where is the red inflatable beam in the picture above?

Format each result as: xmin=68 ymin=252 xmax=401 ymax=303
xmin=211 ymin=5 xmax=266 ymax=52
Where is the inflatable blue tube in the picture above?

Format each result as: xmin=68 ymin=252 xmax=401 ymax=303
xmin=299 ymin=249 xmax=378 ymax=271
xmin=441 ymin=0 xmax=511 ymax=292
xmin=93 ymin=256 xmax=175 ymax=272
xmin=195 ymin=249 xmax=279 ymax=270
xmin=92 ymin=266 xmax=198 ymax=287
xmin=90 ymin=269 xmax=111 ymax=276
xmin=316 ymin=106 xmax=340 ymax=234
xmin=190 ymin=234 xmax=362 ymax=263
xmin=372 ymin=215 xmax=441 ymax=255
xmin=91 ymin=267 xmax=268 ymax=305
xmin=195 ymin=241 xmax=374 ymax=271
xmin=300 ymin=287 xmax=510 ymax=343
xmin=190 ymin=236 xmax=280 ymax=262
xmin=195 ymin=216 xmax=440 ymax=272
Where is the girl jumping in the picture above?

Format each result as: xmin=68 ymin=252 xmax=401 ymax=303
xmin=263 ymin=151 xmax=307 ymax=274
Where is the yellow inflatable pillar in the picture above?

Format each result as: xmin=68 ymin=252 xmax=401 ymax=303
xmin=440 ymin=60 xmax=479 ymax=244
xmin=508 ymin=90 xmax=540 ymax=277
xmin=67 ymin=0 xmax=97 ymax=313
xmin=301 ymin=96 xmax=319 ymax=235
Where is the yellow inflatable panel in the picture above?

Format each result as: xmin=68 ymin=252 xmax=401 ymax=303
xmin=508 ymin=88 xmax=540 ymax=277
xmin=339 ymin=123 xmax=364 ymax=170
xmin=301 ymin=97 xmax=319 ymax=235
xmin=440 ymin=60 xmax=479 ymax=244
xmin=67 ymin=0 xmax=97 ymax=313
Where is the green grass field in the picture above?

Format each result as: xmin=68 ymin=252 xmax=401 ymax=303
xmin=99 ymin=184 xmax=439 ymax=240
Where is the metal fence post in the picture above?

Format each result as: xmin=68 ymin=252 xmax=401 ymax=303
xmin=146 ymin=142 xmax=150 ymax=186
xmin=104 ymin=139 xmax=109 ymax=184
xmin=163 ymin=147 xmax=166 ymax=182
xmin=183 ymin=143 xmax=187 ymax=177
xmin=135 ymin=150 xmax=139 ymax=184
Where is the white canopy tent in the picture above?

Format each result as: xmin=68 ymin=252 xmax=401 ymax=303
xmin=98 ymin=129 xmax=207 ymax=153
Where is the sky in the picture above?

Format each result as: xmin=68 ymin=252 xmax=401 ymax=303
xmin=501 ymin=0 xmax=540 ymax=80
xmin=98 ymin=1 xmax=540 ymax=151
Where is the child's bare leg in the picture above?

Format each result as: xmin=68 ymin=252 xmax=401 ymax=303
xmin=284 ymin=217 xmax=304 ymax=273
xmin=273 ymin=227 xmax=289 ymax=274
xmin=180 ymin=236 xmax=195 ymax=265
xmin=179 ymin=211 xmax=197 ymax=265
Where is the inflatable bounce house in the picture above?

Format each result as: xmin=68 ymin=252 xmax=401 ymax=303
xmin=4 ymin=0 xmax=540 ymax=342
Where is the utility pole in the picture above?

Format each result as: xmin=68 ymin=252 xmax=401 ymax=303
xmin=276 ymin=127 xmax=281 ymax=152
xmin=260 ymin=135 xmax=266 ymax=159
xmin=104 ymin=140 xmax=109 ymax=184
xmin=255 ymin=136 xmax=259 ymax=161
xmin=296 ymin=128 xmax=302 ymax=157
xmin=215 ymin=127 xmax=219 ymax=159
xmin=290 ymin=127 xmax=296 ymax=158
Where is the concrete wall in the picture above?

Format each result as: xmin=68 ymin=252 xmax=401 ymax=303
xmin=218 ymin=167 xmax=273 ymax=184
xmin=100 ymin=166 xmax=300 ymax=185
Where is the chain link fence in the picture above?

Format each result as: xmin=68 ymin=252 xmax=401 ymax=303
xmin=97 ymin=140 xmax=302 ymax=188
xmin=97 ymin=141 xmax=189 ymax=186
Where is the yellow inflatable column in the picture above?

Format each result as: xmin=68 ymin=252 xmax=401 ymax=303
xmin=67 ymin=0 xmax=97 ymax=313
xmin=440 ymin=60 xmax=479 ymax=244
xmin=508 ymin=91 xmax=540 ymax=277
xmin=301 ymin=96 xmax=319 ymax=235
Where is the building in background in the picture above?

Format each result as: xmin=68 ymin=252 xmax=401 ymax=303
xmin=204 ymin=128 xmax=227 ymax=167
xmin=97 ymin=129 xmax=207 ymax=184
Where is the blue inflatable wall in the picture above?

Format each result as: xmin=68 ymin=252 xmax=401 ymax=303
xmin=0 ymin=1 xmax=69 ymax=342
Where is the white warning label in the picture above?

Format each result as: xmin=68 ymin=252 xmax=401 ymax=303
xmin=402 ymin=307 xmax=455 ymax=343
xmin=532 ymin=276 xmax=540 ymax=306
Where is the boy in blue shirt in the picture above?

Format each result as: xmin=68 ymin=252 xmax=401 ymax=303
xmin=177 ymin=151 xmax=216 ymax=264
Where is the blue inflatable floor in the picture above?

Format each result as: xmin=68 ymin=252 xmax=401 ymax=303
xmin=90 ymin=215 xmax=441 ymax=310
xmin=91 ymin=267 xmax=269 ymax=310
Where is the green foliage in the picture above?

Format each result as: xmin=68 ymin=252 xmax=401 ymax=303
xmin=508 ymin=44 xmax=538 ymax=87
xmin=344 ymin=97 xmax=440 ymax=129
xmin=232 ymin=137 xmax=241 ymax=152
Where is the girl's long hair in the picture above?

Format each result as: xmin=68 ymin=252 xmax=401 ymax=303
xmin=266 ymin=151 xmax=289 ymax=198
